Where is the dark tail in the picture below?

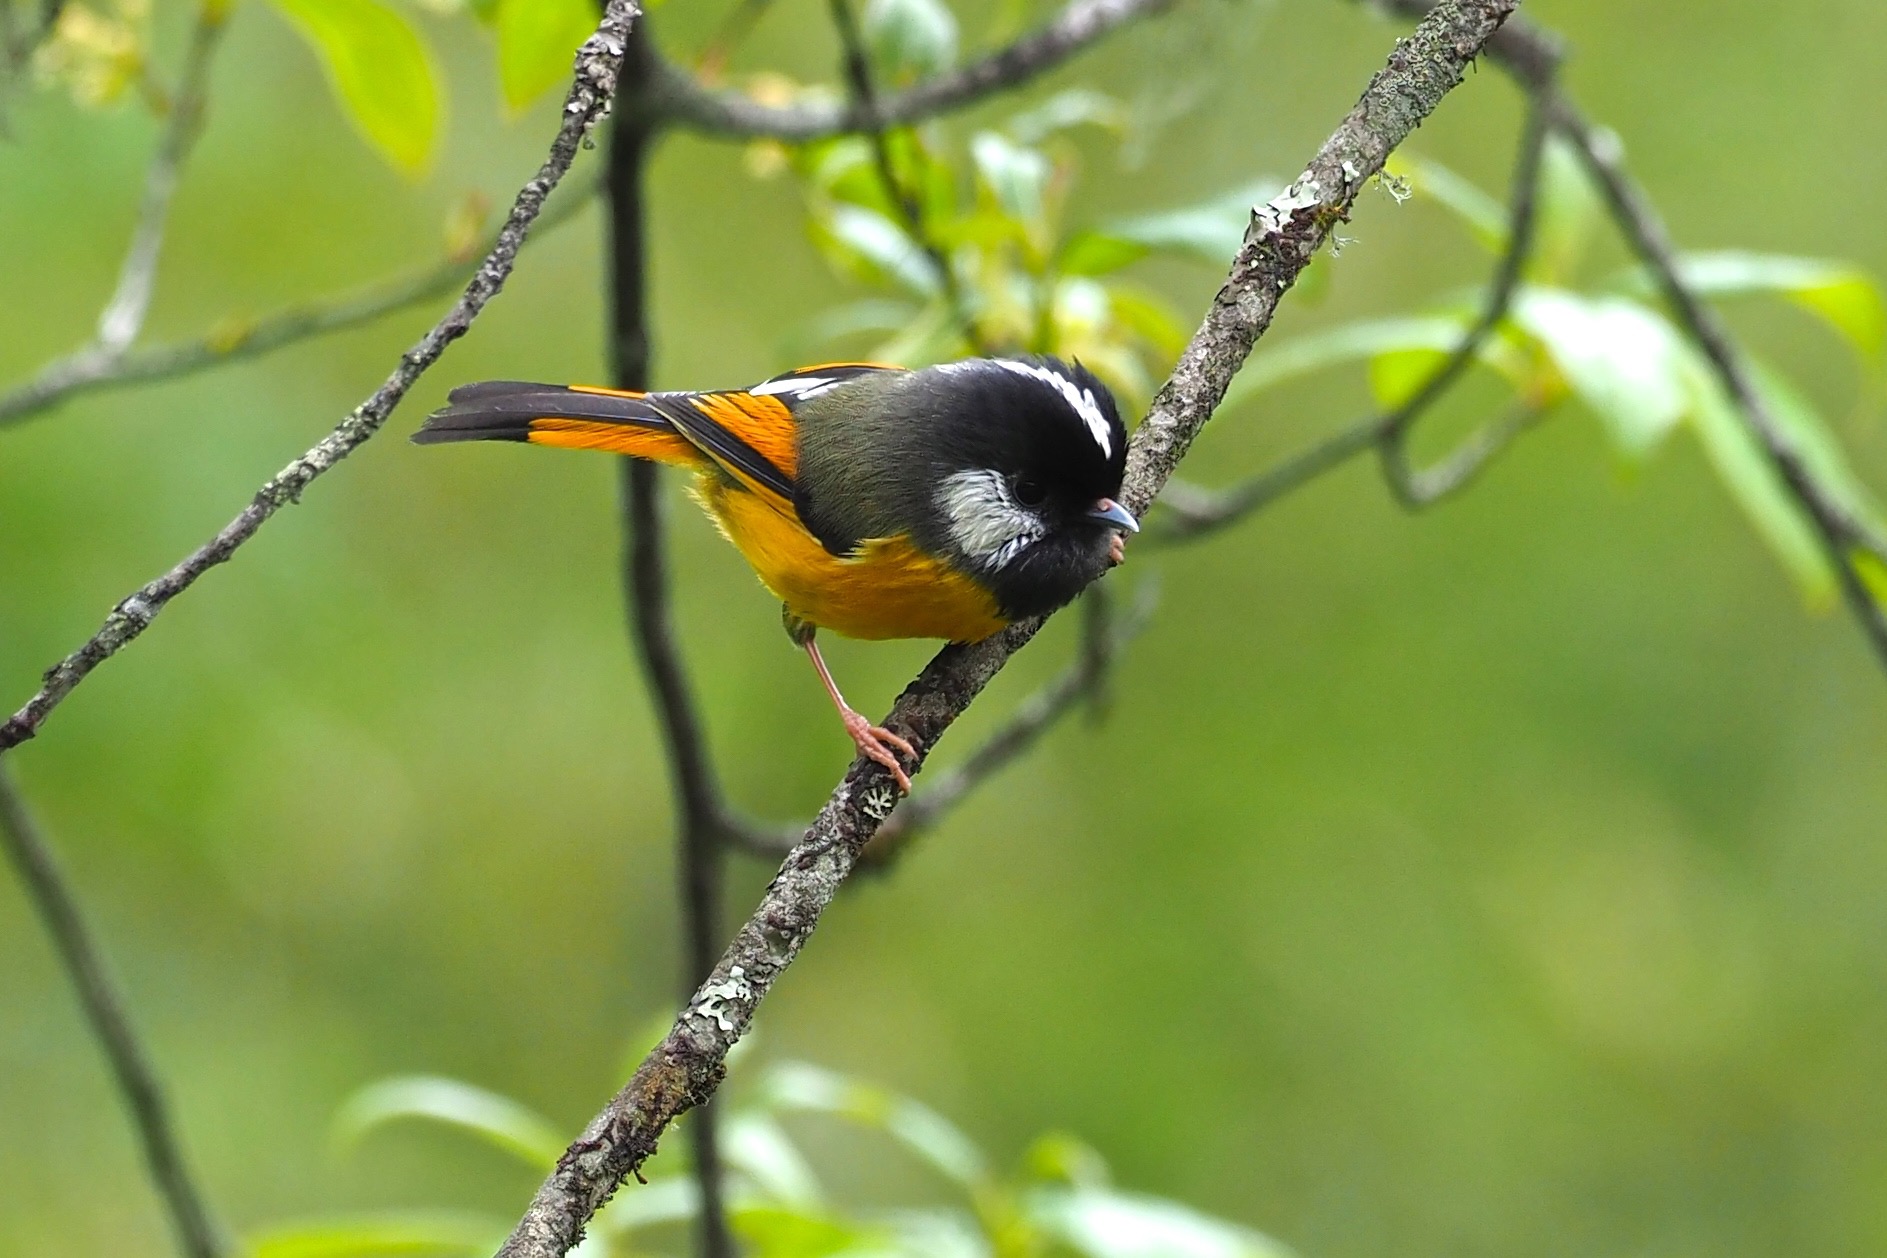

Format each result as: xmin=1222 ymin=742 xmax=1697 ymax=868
xmin=414 ymin=381 xmax=698 ymax=464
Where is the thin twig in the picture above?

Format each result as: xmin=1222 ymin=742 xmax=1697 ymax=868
xmin=605 ymin=22 xmax=736 ymax=1253
xmin=650 ymin=0 xmax=1175 ymax=142
xmin=0 ymin=765 xmax=226 ymax=1258
xmin=0 ymin=179 xmax=601 ymax=429
xmin=492 ymin=6 xmax=1517 ymax=1253
xmin=95 ymin=1 xmax=228 ymax=354
xmin=1152 ymin=416 xmax=1383 ymax=541
xmin=0 ymin=2 xmax=642 ymax=753
xmin=825 ymin=0 xmax=987 ymax=352
xmin=1552 ymin=98 xmax=1887 ymax=668
xmin=1376 ymin=96 xmax=1546 ymax=505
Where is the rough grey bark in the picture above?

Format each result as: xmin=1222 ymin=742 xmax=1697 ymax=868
xmin=490 ymin=4 xmax=1519 ymax=1255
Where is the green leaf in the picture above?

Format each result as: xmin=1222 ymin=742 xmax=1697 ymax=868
xmin=1855 ymin=549 xmax=1887 ymax=609
xmin=590 ymin=1177 xmax=701 ymax=1239
xmin=1077 ymin=179 xmax=1283 ymax=269
xmin=1223 ymin=315 xmax=1469 ymax=412
xmin=333 ymin=1075 xmax=565 ymax=1169
xmin=863 ymin=0 xmax=957 ymax=83
xmin=1104 ymin=283 xmax=1192 ymax=360
xmin=815 ymin=204 xmax=940 ymax=298
xmin=1059 ymin=231 xmax=1151 ymax=277
xmin=733 ymin=1205 xmax=883 ymax=1258
xmin=266 ymin=0 xmax=440 ymax=175
xmin=971 ymin=131 xmax=1051 ymax=228
xmin=1027 ymin=1187 xmax=1294 ymax=1258
xmin=1023 ymin=1132 xmax=1112 ymax=1189
xmin=1383 ymin=154 xmax=1506 ymax=252
xmin=1746 ymin=358 xmax=1887 ymax=545
xmin=494 ymin=0 xmax=595 ymax=110
xmin=248 ymin=1211 xmax=508 ymax=1258
xmin=1007 ymin=89 xmax=1126 ymax=144
xmin=1619 ymin=251 xmax=1887 ymax=363
xmin=723 ymin=1112 xmax=824 ymax=1207
xmin=1513 ymin=288 xmax=1687 ymax=458
xmin=758 ymin=1061 xmax=988 ymax=1187
xmin=1683 ymin=355 xmax=1836 ymax=607
xmin=1530 ymin=131 xmax=1601 ymax=285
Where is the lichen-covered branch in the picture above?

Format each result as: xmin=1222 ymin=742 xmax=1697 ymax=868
xmin=0 ymin=179 xmax=600 ymax=429
xmin=649 ymin=0 xmax=1174 ymax=142
xmin=490 ymin=5 xmax=1518 ymax=1254
xmin=0 ymin=2 xmax=641 ymax=753
xmin=0 ymin=765 xmax=226 ymax=1258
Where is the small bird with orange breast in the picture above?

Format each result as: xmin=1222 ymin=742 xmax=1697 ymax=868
xmin=415 ymin=357 xmax=1137 ymax=791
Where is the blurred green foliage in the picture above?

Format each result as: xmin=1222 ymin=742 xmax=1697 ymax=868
xmin=5 ymin=0 xmax=1887 ymax=1256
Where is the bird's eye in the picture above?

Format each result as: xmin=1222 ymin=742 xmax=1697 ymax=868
xmin=1013 ymin=476 xmax=1048 ymax=508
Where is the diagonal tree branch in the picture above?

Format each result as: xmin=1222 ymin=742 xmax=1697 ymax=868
xmin=491 ymin=4 xmax=1519 ymax=1254
xmin=0 ymin=1 xmax=642 ymax=754
xmin=0 ymin=765 xmax=226 ymax=1258
xmin=649 ymin=0 xmax=1174 ymax=142
xmin=0 ymin=178 xmax=601 ymax=429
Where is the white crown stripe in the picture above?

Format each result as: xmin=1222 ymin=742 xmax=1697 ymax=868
xmin=751 ymin=376 xmax=836 ymax=397
xmin=990 ymin=360 xmax=1112 ymax=458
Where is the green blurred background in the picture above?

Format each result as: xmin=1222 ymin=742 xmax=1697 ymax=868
xmin=6 ymin=0 xmax=1887 ymax=1253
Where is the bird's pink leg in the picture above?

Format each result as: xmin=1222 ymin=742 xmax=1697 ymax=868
xmin=803 ymin=637 xmax=918 ymax=793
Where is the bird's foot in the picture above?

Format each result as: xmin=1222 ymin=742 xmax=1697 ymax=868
xmin=840 ymin=708 xmax=919 ymax=794
xmin=1107 ymin=531 xmax=1126 ymax=566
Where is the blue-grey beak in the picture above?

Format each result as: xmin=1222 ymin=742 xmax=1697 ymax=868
xmin=1086 ymin=498 xmax=1139 ymax=533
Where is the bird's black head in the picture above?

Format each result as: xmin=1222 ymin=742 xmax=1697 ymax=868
xmin=899 ymin=356 xmax=1134 ymax=619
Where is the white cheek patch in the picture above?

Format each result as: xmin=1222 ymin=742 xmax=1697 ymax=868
xmin=990 ymin=360 xmax=1112 ymax=458
xmin=938 ymin=468 xmax=1044 ymax=570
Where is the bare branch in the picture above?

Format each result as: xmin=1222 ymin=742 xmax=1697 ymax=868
xmin=1377 ymin=98 xmax=1545 ymax=505
xmin=605 ymin=24 xmax=736 ymax=1257
xmin=650 ymin=0 xmax=1174 ymax=142
xmin=95 ymin=2 xmax=228 ymax=353
xmin=0 ymin=2 xmax=642 ymax=754
xmin=491 ymin=5 xmax=1518 ymax=1254
xmin=0 ymin=179 xmax=600 ymax=430
xmin=0 ymin=765 xmax=226 ymax=1258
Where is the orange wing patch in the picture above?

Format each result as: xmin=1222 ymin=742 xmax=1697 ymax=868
xmin=689 ymin=391 xmax=800 ymax=483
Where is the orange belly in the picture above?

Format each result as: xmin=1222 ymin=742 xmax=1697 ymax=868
xmin=693 ymin=477 xmax=1008 ymax=643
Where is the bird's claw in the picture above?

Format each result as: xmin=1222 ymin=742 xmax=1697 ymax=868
xmin=841 ymin=709 xmax=919 ymax=794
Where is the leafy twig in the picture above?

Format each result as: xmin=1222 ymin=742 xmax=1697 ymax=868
xmin=490 ymin=5 xmax=1519 ymax=1253
xmin=825 ymin=0 xmax=988 ymax=352
xmin=0 ymin=765 xmax=227 ymax=1258
xmin=0 ymin=178 xmax=601 ymax=429
xmin=0 ymin=2 xmax=642 ymax=753
xmin=1371 ymin=0 xmax=1887 ymax=669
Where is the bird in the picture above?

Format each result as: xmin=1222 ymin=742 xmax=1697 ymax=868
xmin=413 ymin=356 xmax=1138 ymax=792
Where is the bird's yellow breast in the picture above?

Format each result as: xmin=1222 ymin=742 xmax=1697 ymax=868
xmin=693 ymin=476 xmax=1008 ymax=643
